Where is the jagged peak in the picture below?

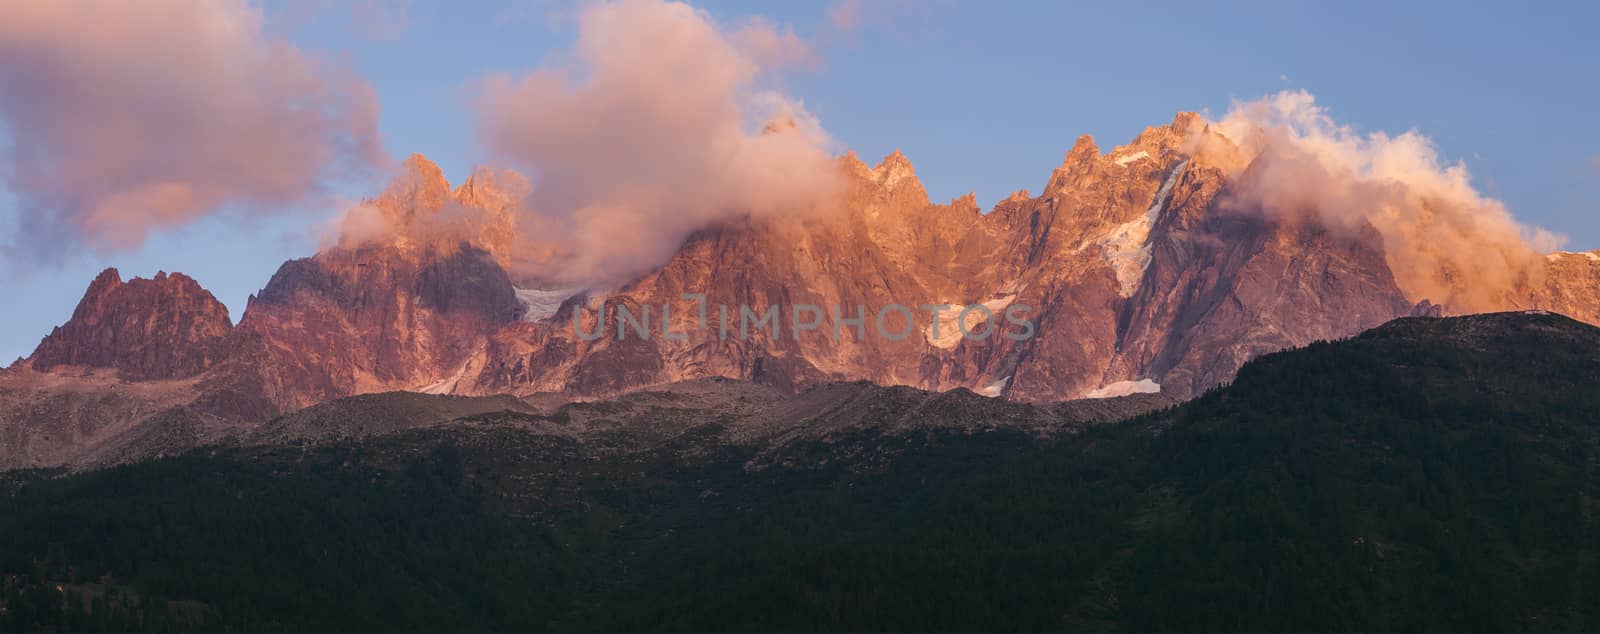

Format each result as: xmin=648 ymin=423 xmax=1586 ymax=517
xmin=30 ymin=266 xmax=233 ymax=378
xmin=868 ymin=149 xmax=924 ymax=195
xmin=402 ymin=152 xmax=445 ymax=181
xmin=1113 ymin=112 xmax=1206 ymax=163
xmin=455 ymin=166 xmax=489 ymax=194
xmin=1004 ymin=189 xmax=1031 ymax=203
xmin=1064 ymin=135 xmax=1101 ymax=164
xmin=454 ymin=166 xmax=530 ymax=208
xmin=87 ymin=267 xmax=203 ymax=293
xmin=873 ymin=149 xmax=915 ymax=176
xmin=1038 ymin=135 xmax=1105 ymax=196
xmin=369 ymin=152 xmax=455 ymax=227
xmin=838 ymin=150 xmax=872 ymax=177
xmin=88 ymin=267 xmax=123 ymax=291
xmin=1169 ymin=111 xmax=1202 ymax=134
xmin=387 ymin=153 xmax=452 ymax=201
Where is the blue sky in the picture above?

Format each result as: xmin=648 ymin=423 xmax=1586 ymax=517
xmin=2 ymin=0 xmax=1596 ymax=362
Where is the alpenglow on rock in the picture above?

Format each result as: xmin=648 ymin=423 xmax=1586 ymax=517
xmin=28 ymin=268 xmax=233 ymax=380
xmin=5 ymin=113 xmax=1600 ymax=470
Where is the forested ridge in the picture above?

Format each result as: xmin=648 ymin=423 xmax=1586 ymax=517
xmin=3 ymin=312 xmax=1599 ymax=632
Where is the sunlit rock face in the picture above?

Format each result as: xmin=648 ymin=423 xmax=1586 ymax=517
xmin=28 ymin=268 xmax=233 ymax=380
xmin=471 ymin=112 xmax=1425 ymax=403
xmin=196 ymin=155 xmax=526 ymax=420
xmin=7 ymin=113 xmax=1600 ymax=470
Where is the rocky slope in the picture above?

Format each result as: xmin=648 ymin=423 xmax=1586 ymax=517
xmin=190 ymin=156 xmax=526 ymax=421
xmin=471 ymin=113 xmax=1442 ymax=402
xmin=5 ymin=113 xmax=1600 ymax=469
xmin=1538 ymin=250 xmax=1600 ymax=322
xmin=239 ymin=376 xmax=1170 ymax=465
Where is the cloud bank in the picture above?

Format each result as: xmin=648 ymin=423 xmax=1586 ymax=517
xmin=474 ymin=0 xmax=841 ymax=284
xmin=1200 ymin=91 xmax=1561 ymax=313
xmin=0 ymin=0 xmax=383 ymax=260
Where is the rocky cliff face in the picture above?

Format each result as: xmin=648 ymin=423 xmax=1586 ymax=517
xmin=6 ymin=113 xmax=1600 ymax=469
xmin=194 ymin=157 xmax=525 ymax=420
xmin=470 ymin=112 xmax=1433 ymax=402
xmin=1536 ymin=251 xmax=1600 ymax=323
xmin=28 ymin=268 xmax=233 ymax=380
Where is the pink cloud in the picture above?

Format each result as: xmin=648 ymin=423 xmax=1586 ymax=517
xmin=731 ymin=17 xmax=820 ymax=71
xmin=474 ymin=0 xmax=841 ymax=284
xmin=1203 ymin=91 xmax=1563 ymax=313
xmin=824 ymin=0 xmax=929 ymax=36
xmin=0 ymin=0 xmax=383 ymax=258
xmin=827 ymin=0 xmax=865 ymax=33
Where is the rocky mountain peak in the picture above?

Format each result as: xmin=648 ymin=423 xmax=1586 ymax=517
xmin=327 ymin=155 xmax=533 ymax=267
xmin=401 ymin=152 xmax=448 ymax=187
xmin=838 ymin=150 xmax=872 ymax=177
xmin=29 ymin=267 xmax=233 ymax=380
xmin=375 ymin=153 xmax=453 ymax=223
xmin=1169 ymin=111 xmax=1203 ymax=135
xmin=1041 ymin=135 xmax=1105 ymax=196
xmin=451 ymin=167 xmax=527 ymax=266
xmin=1106 ymin=111 xmax=1206 ymax=169
xmin=453 ymin=167 xmax=526 ymax=210
xmin=81 ymin=266 xmax=125 ymax=301
xmin=843 ymin=149 xmax=930 ymax=213
xmin=870 ymin=149 xmax=920 ymax=191
xmin=1065 ymin=135 xmax=1101 ymax=164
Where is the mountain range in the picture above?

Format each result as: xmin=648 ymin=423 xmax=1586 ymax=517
xmin=4 ymin=111 xmax=1599 ymax=470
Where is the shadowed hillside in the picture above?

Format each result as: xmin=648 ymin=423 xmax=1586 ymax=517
xmin=2 ymin=312 xmax=1598 ymax=631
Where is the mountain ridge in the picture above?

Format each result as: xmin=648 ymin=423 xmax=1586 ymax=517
xmin=5 ymin=111 xmax=1600 ymax=469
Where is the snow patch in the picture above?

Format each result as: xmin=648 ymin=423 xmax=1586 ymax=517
xmin=417 ymin=361 xmax=473 ymax=395
xmin=1097 ymin=160 xmax=1187 ymax=297
xmin=1082 ymin=379 xmax=1161 ymax=399
xmin=515 ymin=288 xmax=582 ymax=322
xmin=1114 ymin=150 xmax=1149 ymax=166
xmin=1548 ymin=251 xmax=1600 ymax=263
xmin=924 ymin=295 xmax=1015 ymax=350
xmin=978 ymin=376 xmax=1011 ymax=398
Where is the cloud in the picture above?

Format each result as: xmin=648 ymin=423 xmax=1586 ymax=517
xmin=0 ymin=0 xmax=383 ymax=260
xmin=731 ymin=17 xmax=820 ymax=71
xmin=824 ymin=0 xmax=929 ymax=37
xmin=473 ymin=0 xmax=841 ymax=284
xmin=1200 ymin=90 xmax=1561 ymax=313
xmin=320 ymin=155 xmax=533 ymax=272
xmin=827 ymin=0 xmax=865 ymax=32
